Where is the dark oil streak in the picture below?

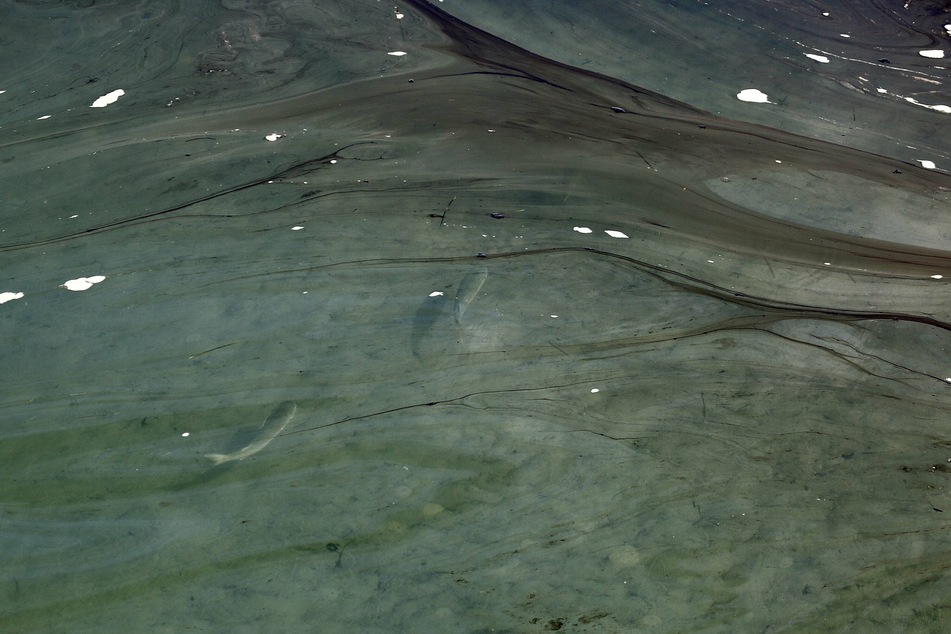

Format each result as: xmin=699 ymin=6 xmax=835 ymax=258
xmin=283 ymin=381 xmax=599 ymax=438
xmin=207 ymin=245 xmax=951 ymax=335
xmin=0 ymin=142 xmax=373 ymax=252
xmin=401 ymin=0 xmax=708 ymax=116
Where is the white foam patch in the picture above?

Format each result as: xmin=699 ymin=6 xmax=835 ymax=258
xmin=605 ymin=230 xmax=629 ymax=239
xmin=737 ymin=88 xmax=771 ymax=103
xmin=62 ymin=275 xmax=106 ymax=292
xmin=904 ymin=97 xmax=951 ymax=114
xmin=918 ymin=160 xmax=937 ymax=170
xmin=0 ymin=291 xmax=24 ymax=304
xmin=805 ymin=54 xmax=830 ymax=63
xmin=90 ymin=89 xmax=125 ymax=108
xmin=919 ymin=50 xmax=945 ymax=59
xmin=573 ymin=226 xmax=593 ymax=234
xmin=387 ymin=51 xmax=407 ymax=56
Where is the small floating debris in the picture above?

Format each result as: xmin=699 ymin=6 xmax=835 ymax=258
xmin=610 ymin=106 xmax=626 ymax=113
xmin=919 ymin=50 xmax=945 ymax=59
xmin=605 ymin=230 xmax=629 ymax=239
xmin=264 ymin=132 xmax=285 ymax=142
xmin=805 ymin=54 xmax=830 ymax=63
xmin=573 ymin=226 xmax=593 ymax=234
xmin=0 ymin=291 xmax=24 ymax=304
xmin=387 ymin=51 xmax=407 ymax=57
xmin=490 ymin=212 xmax=505 ymax=219
xmin=736 ymin=88 xmax=772 ymax=103
xmin=918 ymin=160 xmax=937 ymax=170
xmin=90 ymin=89 xmax=125 ymax=108
xmin=62 ymin=275 xmax=106 ymax=292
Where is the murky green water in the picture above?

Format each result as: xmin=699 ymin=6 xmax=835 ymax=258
xmin=1 ymin=1 xmax=950 ymax=631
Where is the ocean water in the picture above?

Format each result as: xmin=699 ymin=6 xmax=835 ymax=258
xmin=1 ymin=1 xmax=949 ymax=631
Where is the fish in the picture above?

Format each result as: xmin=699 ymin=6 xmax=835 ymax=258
xmin=205 ymin=401 xmax=297 ymax=465
xmin=453 ymin=266 xmax=488 ymax=324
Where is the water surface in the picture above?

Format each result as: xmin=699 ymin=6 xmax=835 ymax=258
xmin=1 ymin=1 xmax=950 ymax=631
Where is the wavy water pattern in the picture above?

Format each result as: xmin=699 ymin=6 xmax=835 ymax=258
xmin=0 ymin=1 xmax=949 ymax=631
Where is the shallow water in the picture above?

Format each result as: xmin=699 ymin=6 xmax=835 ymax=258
xmin=1 ymin=1 xmax=950 ymax=631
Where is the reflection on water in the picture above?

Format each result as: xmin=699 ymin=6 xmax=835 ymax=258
xmin=1 ymin=0 xmax=950 ymax=631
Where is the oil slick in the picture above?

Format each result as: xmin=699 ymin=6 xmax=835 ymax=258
xmin=205 ymin=401 xmax=297 ymax=465
xmin=453 ymin=267 xmax=488 ymax=325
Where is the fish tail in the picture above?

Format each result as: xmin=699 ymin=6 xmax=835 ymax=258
xmin=205 ymin=453 xmax=230 ymax=465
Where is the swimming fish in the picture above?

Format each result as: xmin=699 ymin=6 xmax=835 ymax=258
xmin=453 ymin=267 xmax=488 ymax=324
xmin=205 ymin=401 xmax=297 ymax=465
